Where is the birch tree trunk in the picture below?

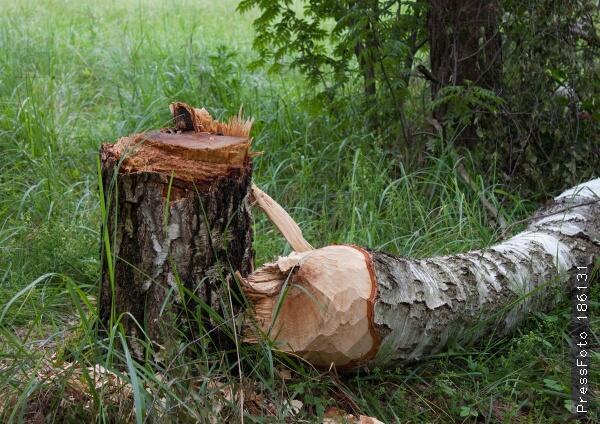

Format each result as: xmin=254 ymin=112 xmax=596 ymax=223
xmin=242 ymin=179 xmax=599 ymax=369
xmin=99 ymin=103 xmax=254 ymax=360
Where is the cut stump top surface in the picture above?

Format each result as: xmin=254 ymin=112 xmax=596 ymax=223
xmin=101 ymin=130 xmax=251 ymax=184
xmin=145 ymin=131 xmax=248 ymax=151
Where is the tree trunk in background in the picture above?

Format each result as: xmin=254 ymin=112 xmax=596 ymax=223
xmin=355 ymin=42 xmax=377 ymax=101
xmin=427 ymin=0 xmax=502 ymax=147
xmin=351 ymin=0 xmax=379 ymax=120
xmin=242 ymin=179 xmax=599 ymax=369
xmin=99 ymin=103 xmax=254 ymax=361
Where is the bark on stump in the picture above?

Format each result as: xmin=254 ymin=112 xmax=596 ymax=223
xmin=99 ymin=103 xmax=254 ymax=359
xmin=242 ymin=179 xmax=599 ymax=370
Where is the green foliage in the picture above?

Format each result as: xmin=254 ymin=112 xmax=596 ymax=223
xmin=494 ymin=0 xmax=600 ymax=198
xmin=240 ymin=0 xmax=599 ymax=199
xmin=238 ymin=0 xmax=427 ymax=136
xmin=431 ymin=84 xmax=505 ymax=129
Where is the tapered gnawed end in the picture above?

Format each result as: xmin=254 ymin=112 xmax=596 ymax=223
xmin=241 ymin=245 xmax=379 ymax=368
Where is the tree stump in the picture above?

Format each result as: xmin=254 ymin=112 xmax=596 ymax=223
xmin=99 ymin=103 xmax=254 ymax=359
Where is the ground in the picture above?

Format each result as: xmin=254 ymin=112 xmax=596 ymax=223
xmin=0 ymin=0 xmax=597 ymax=422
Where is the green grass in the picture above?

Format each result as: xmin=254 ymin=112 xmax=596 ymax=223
xmin=0 ymin=0 xmax=597 ymax=422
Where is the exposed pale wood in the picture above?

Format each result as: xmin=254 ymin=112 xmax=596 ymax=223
xmin=250 ymin=184 xmax=314 ymax=253
xmin=242 ymin=179 xmax=600 ymax=369
xmin=241 ymin=245 xmax=377 ymax=367
xmin=106 ymin=132 xmax=250 ymax=183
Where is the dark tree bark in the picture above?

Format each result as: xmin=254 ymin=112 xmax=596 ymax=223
xmin=99 ymin=104 xmax=254 ymax=361
xmin=427 ymin=0 xmax=502 ymax=147
xmin=351 ymin=0 xmax=379 ymax=113
xmin=355 ymin=41 xmax=377 ymax=101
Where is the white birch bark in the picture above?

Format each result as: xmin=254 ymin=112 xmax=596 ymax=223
xmin=243 ymin=179 xmax=599 ymax=369
xmin=372 ymin=178 xmax=599 ymax=365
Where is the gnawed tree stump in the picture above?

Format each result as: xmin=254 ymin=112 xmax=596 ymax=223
xmin=242 ymin=179 xmax=599 ymax=369
xmin=99 ymin=103 xmax=254 ymax=359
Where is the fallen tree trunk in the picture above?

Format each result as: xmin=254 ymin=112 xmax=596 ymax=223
xmin=241 ymin=179 xmax=599 ymax=369
xmin=99 ymin=102 xmax=254 ymax=359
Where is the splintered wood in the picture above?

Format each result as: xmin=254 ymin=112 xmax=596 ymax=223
xmin=250 ymin=184 xmax=313 ymax=252
xmin=103 ymin=103 xmax=254 ymax=184
xmin=170 ymin=101 xmax=254 ymax=136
